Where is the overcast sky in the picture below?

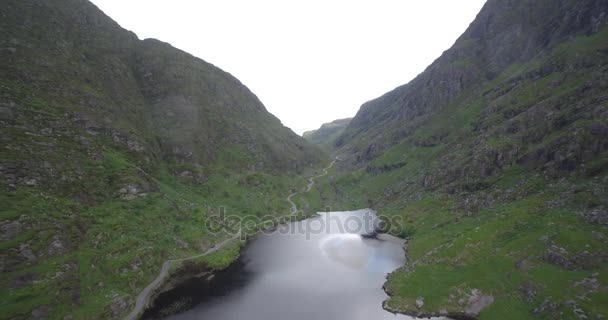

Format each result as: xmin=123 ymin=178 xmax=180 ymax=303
xmin=90 ymin=0 xmax=487 ymax=134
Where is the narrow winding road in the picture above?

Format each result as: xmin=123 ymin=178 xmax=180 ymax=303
xmin=126 ymin=159 xmax=336 ymax=320
xmin=125 ymin=233 xmax=240 ymax=320
xmin=286 ymin=159 xmax=336 ymax=214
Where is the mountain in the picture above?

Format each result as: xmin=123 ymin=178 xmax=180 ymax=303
xmin=309 ymin=0 xmax=608 ymax=318
xmin=0 ymin=0 xmax=325 ymax=318
xmin=302 ymin=118 xmax=352 ymax=150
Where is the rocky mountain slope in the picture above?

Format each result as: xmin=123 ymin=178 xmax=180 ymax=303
xmin=308 ymin=0 xmax=608 ymax=318
xmin=302 ymin=118 xmax=351 ymax=150
xmin=0 ymin=0 xmax=325 ymax=318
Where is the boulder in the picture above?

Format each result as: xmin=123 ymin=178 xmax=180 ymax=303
xmin=48 ymin=236 xmax=68 ymax=256
xmin=1 ymin=221 xmax=22 ymax=240
xmin=19 ymin=244 xmax=36 ymax=261
xmin=31 ymin=305 xmax=51 ymax=319
xmin=109 ymin=296 xmax=129 ymax=318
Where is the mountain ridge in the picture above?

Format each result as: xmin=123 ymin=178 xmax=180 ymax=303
xmin=1 ymin=0 xmax=326 ymax=318
xmin=306 ymin=0 xmax=608 ymax=318
xmin=303 ymin=118 xmax=352 ymax=150
xmin=337 ymin=0 xmax=608 ymax=161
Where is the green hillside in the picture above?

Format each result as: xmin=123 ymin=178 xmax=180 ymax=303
xmin=303 ymin=118 xmax=352 ymax=150
xmin=0 ymin=0 xmax=326 ymax=319
xmin=305 ymin=0 xmax=608 ymax=318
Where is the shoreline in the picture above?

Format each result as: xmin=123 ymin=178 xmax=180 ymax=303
xmin=127 ymin=159 xmax=336 ymax=319
xmin=138 ymin=217 xmax=424 ymax=320
xmin=124 ymin=234 xmax=241 ymax=320
xmin=378 ymin=234 xmax=479 ymax=320
xmin=133 ymin=158 xmax=456 ymax=320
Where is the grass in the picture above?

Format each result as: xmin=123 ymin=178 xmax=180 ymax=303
xmin=302 ymin=25 xmax=608 ymax=320
xmin=310 ymin=162 xmax=607 ymax=319
xmin=1 ymin=131 xmax=320 ymax=320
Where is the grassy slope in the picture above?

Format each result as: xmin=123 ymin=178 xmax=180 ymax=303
xmin=0 ymin=129 xmax=320 ymax=319
xmin=306 ymin=28 xmax=608 ymax=319
xmin=0 ymin=0 xmax=327 ymax=319
xmin=303 ymin=118 xmax=352 ymax=151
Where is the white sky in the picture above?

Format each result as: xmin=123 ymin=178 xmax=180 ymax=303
xmin=90 ymin=0 xmax=487 ymax=134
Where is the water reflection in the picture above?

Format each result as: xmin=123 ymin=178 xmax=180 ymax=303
xmin=149 ymin=210 xmax=443 ymax=320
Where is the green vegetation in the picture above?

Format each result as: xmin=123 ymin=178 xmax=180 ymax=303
xmin=0 ymin=0 xmax=326 ymax=319
xmin=0 ymin=144 xmax=319 ymax=319
xmin=304 ymin=3 xmax=608 ymax=319
xmin=303 ymin=118 xmax=352 ymax=150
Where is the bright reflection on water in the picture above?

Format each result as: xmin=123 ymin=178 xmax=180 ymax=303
xmin=158 ymin=210 xmax=442 ymax=320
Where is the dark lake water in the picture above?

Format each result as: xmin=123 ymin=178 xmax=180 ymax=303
xmin=144 ymin=209 xmax=444 ymax=320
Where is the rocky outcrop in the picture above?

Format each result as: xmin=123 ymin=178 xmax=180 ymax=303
xmin=326 ymin=1 xmax=608 ymax=320
xmin=1 ymin=221 xmax=22 ymax=240
xmin=0 ymin=0 xmax=324 ymax=187
xmin=365 ymin=162 xmax=406 ymax=176
xmin=337 ymin=0 xmax=608 ymax=170
xmin=0 ymin=1 xmax=326 ymax=319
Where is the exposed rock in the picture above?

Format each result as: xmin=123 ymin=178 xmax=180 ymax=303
xmin=109 ymin=295 xmax=129 ymax=318
xmin=566 ymin=300 xmax=588 ymax=320
xmin=518 ymin=282 xmax=537 ymax=303
xmin=19 ymin=243 xmax=36 ymax=261
xmin=422 ymin=174 xmax=434 ymax=188
xmin=465 ymin=289 xmax=494 ymax=316
xmin=173 ymin=237 xmax=189 ymax=249
xmin=31 ymin=305 xmax=51 ymax=319
xmin=570 ymin=250 xmax=603 ymax=270
xmin=415 ymin=297 xmax=424 ymax=309
xmin=177 ymin=170 xmax=193 ymax=178
xmin=126 ymin=139 xmax=144 ymax=152
xmin=11 ymin=273 xmax=36 ymax=289
xmin=0 ymin=0 xmax=326 ymax=318
xmin=515 ymin=257 xmax=534 ymax=271
xmin=172 ymin=146 xmax=193 ymax=159
xmin=130 ymin=259 xmax=141 ymax=271
xmin=533 ymin=298 xmax=560 ymax=317
xmin=543 ymin=245 xmax=573 ymax=269
xmin=118 ymin=184 xmax=140 ymax=195
xmin=581 ymin=206 xmax=608 ymax=226
xmin=48 ymin=236 xmax=68 ymax=256
xmin=1 ymin=221 xmax=22 ymax=240
xmin=365 ymin=162 xmax=407 ymax=176
xmin=0 ymin=101 xmax=16 ymax=120
xmin=457 ymin=192 xmax=496 ymax=215
xmin=573 ymin=274 xmax=601 ymax=300
xmin=119 ymin=183 xmax=147 ymax=200
xmin=23 ymin=178 xmax=38 ymax=186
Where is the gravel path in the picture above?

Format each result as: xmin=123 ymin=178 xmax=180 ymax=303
xmin=286 ymin=159 xmax=336 ymax=214
xmin=126 ymin=159 xmax=336 ymax=319
xmin=124 ymin=233 xmax=240 ymax=320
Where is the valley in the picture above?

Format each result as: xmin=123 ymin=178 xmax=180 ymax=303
xmin=2 ymin=0 xmax=608 ymax=319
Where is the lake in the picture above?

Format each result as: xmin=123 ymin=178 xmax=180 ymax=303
xmin=143 ymin=209 xmax=444 ymax=320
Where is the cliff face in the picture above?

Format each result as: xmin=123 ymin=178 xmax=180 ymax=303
xmin=339 ymin=0 xmax=608 ymax=169
xmin=311 ymin=0 xmax=608 ymax=318
xmin=0 ymin=0 xmax=324 ymax=318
